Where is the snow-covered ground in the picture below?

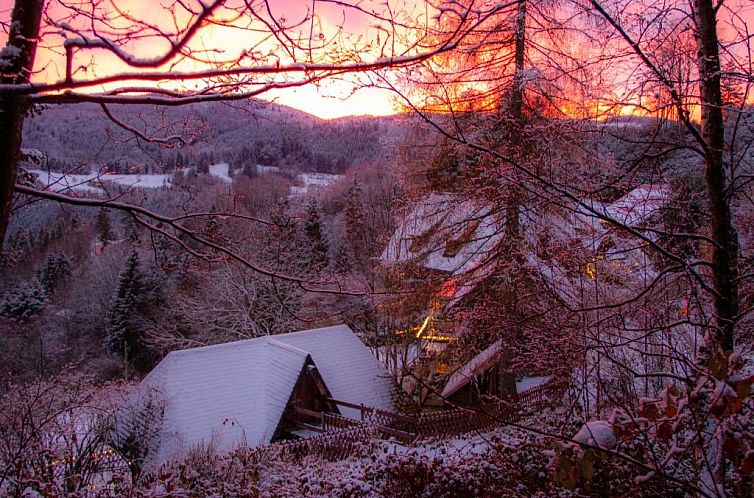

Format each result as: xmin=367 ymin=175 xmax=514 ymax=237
xmin=30 ymin=169 xmax=173 ymax=194
xmin=290 ymin=172 xmax=344 ymax=195
xmin=208 ymin=163 xmax=232 ymax=183
xmin=256 ymin=164 xmax=282 ymax=175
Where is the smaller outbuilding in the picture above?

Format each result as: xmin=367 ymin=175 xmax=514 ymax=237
xmin=440 ymin=339 xmax=517 ymax=406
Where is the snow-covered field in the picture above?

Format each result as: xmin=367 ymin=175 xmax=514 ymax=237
xmin=290 ymin=172 xmax=344 ymax=195
xmin=208 ymin=163 xmax=232 ymax=183
xmin=30 ymin=165 xmax=344 ymax=197
xmin=30 ymin=169 xmax=173 ymax=194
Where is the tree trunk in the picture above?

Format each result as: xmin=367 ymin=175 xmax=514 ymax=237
xmin=497 ymin=0 xmax=528 ymax=384
xmin=0 ymin=0 xmax=44 ymax=253
xmin=511 ymin=0 xmax=526 ymax=124
xmin=506 ymin=0 xmax=526 ymax=244
xmin=693 ymin=0 xmax=739 ymax=355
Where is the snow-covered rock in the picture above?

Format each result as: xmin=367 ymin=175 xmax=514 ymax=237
xmin=573 ymin=420 xmax=616 ymax=449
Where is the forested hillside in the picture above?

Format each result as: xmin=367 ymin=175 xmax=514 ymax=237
xmin=23 ymin=101 xmax=407 ymax=174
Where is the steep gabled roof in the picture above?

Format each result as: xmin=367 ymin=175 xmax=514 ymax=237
xmin=270 ymin=325 xmax=395 ymax=417
xmin=604 ymin=184 xmax=668 ymax=227
xmin=141 ymin=324 xmax=394 ymax=462
xmin=142 ymin=337 xmax=309 ymax=462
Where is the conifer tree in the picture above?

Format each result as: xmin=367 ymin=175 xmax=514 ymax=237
xmin=105 ymin=250 xmax=142 ymax=363
xmin=96 ymin=208 xmax=115 ymax=246
xmin=122 ymin=213 xmax=141 ymax=244
xmin=203 ymin=207 xmax=230 ymax=251
xmin=304 ymin=197 xmax=329 ymax=270
xmin=344 ymin=176 xmax=368 ymax=265
xmin=4 ymin=228 xmax=31 ymax=262
xmin=38 ymin=252 xmax=71 ymax=295
xmin=265 ymin=199 xmax=302 ymax=269
xmin=0 ymin=278 xmax=46 ymax=321
xmin=334 ymin=244 xmax=352 ymax=274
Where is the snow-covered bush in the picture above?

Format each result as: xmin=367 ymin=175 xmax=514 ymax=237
xmin=0 ymin=371 xmax=122 ymax=496
xmin=555 ymin=355 xmax=754 ymax=496
xmin=0 ymin=279 xmax=46 ymax=321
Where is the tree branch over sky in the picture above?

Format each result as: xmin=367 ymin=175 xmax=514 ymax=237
xmin=0 ymin=0 xmax=514 ymax=270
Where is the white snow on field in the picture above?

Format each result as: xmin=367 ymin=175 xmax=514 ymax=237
xmin=209 ymin=163 xmax=232 ymax=183
xmin=106 ymin=173 xmax=172 ymax=188
xmin=290 ymin=172 xmax=344 ymax=195
xmin=30 ymin=169 xmax=173 ymax=194
xmin=29 ymin=170 xmax=107 ymax=195
xmin=256 ymin=164 xmax=281 ymax=175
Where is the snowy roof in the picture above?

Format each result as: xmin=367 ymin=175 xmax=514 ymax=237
xmin=381 ymin=193 xmax=503 ymax=276
xmin=441 ymin=339 xmax=503 ymax=398
xmin=574 ymin=184 xmax=669 ymax=233
xmin=269 ymin=325 xmax=395 ymax=416
xmin=141 ymin=324 xmax=394 ymax=462
xmin=289 ymin=172 xmax=344 ymax=195
xmin=603 ymin=184 xmax=668 ymax=227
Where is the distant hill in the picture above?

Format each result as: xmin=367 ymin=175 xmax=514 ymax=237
xmin=23 ymin=100 xmax=410 ymax=175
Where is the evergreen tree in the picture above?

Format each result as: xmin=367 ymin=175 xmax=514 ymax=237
xmin=203 ymin=206 xmax=230 ymax=250
xmin=96 ymin=208 xmax=115 ymax=246
xmin=304 ymin=197 xmax=329 ymax=270
xmin=266 ymin=198 xmax=301 ymax=267
xmin=122 ymin=213 xmax=141 ymax=244
xmin=0 ymin=279 xmax=46 ymax=321
xmin=344 ymin=176 xmax=368 ymax=264
xmin=241 ymin=163 xmax=257 ymax=179
xmin=334 ymin=244 xmax=352 ymax=274
xmin=4 ymin=228 xmax=31 ymax=263
xmin=38 ymin=252 xmax=71 ymax=295
xmin=105 ymin=250 xmax=142 ymax=363
xmin=196 ymin=154 xmax=209 ymax=174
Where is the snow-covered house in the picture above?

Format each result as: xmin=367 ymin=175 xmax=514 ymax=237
xmin=531 ymin=183 xmax=671 ymax=305
xmin=140 ymin=324 xmax=394 ymax=463
xmin=439 ymin=339 xmax=553 ymax=406
xmin=380 ymin=193 xmax=505 ymax=340
xmin=382 ymin=185 xmax=672 ymax=407
xmin=381 ymin=192 xmax=503 ymax=288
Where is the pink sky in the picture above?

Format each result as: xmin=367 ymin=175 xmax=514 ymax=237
xmin=1 ymin=0 xmax=752 ymax=119
xmin=1 ymin=0 xmax=424 ymax=118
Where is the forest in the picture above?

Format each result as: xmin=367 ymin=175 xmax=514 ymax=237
xmin=1 ymin=0 xmax=753 ymax=497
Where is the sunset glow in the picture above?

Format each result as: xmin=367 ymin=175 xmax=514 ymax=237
xmin=0 ymin=0 xmax=427 ymax=119
xmin=1 ymin=0 xmax=752 ymax=119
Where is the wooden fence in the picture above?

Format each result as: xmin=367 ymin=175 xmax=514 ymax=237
xmin=255 ymin=376 xmax=566 ymax=461
xmin=413 ymin=399 xmax=516 ymax=439
xmin=516 ymin=376 xmax=568 ymax=410
xmin=256 ymin=423 xmax=376 ymax=462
